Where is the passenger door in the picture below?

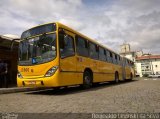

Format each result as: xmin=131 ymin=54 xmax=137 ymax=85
xmin=122 ymin=58 xmax=126 ymax=80
xmin=59 ymin=30 xmax=77 ymax=86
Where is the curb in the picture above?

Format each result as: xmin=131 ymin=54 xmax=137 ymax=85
xmin=0 ymin=87 xmax=41 ymax=94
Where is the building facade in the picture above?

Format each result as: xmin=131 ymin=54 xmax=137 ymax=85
xmin=119 ymin=43 xmax=160 ymax=77
xmin=136 ymin=55 xmax=160 ymax=77
xmin=120 ymin=43 xmax=137 ymax=62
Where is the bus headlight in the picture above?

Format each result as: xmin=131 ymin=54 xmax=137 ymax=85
xmin=45 ymin=66 xmax=58 ymax=77
xmin=17 ymin=71 xmax=23 ymax=78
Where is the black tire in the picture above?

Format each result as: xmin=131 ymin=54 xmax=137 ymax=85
xmin=83 ymin=71 xmax=92 ymax=89
xmin=52 ymin=87 xmax=60 ymax=92
xmin=115 ymin=72 xmax=119 ymax=83
xmin=92 ymin=82 xmax=99 ymax=87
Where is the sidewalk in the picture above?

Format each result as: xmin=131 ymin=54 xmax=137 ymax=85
xmin=0 ymin=87 xmax=41 ymax=94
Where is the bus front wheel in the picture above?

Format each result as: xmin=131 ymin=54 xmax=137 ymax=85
xmin=83 ymin=71 xmax=92 ymax=89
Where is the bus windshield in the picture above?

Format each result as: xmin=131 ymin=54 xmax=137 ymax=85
xmin=18 ymin=33 xmax=56 ymax=65
xmin=21 ymin=23 xmax=56 ymax=39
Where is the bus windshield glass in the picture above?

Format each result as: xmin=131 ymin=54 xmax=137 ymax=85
xmin=19 ymin=33 xmax=56 ymax=65
xmin=21 ymin=23 xmax=56 ymax=39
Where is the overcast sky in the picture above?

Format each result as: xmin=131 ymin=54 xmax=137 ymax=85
xmin=0 ymin=0 xmax=160 ymax=54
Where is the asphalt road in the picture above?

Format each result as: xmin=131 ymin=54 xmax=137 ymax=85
xmin=0 ymin=78 xmax=160 ymax=114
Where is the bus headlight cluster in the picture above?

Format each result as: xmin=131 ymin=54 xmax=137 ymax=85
xmin=17 ymin=71 xmax=23 ymax=78
xmin=45 ymin=66 xmax=58 ymax=77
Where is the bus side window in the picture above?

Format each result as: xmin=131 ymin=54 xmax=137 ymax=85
xmin=113 ymin=54 xmax=116 ymax=64
xmin=99 ymin=47 xmax=106 ymax=61
xmin=109 ymin=52 xmax=113 ymax=63
xmin=115 ymin=54 xmax=118 ymax=64
xmin=126 ymin=59 xmax=128 ymax=66
xmin=59 ymin=33 xmax=75 ymax=58
xmin=76 ymin=36 xmax=89 ymax=57
xmin=89 ymin=42 xmax=98 ymax=60
xmin=105 ymin=50 xmax=109 ymax=62
xmin=129 ymin=61 xmax=131 ymax=67
xmin=104 ymin=49 xmax=107 ymax=61
xmin=118 ymin=56 xmax=121 ymax=65
xmin=128 ymin=60 xmax=130 ymax=66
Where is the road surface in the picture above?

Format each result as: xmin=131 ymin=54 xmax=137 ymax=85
xmin=0 ymin=78 xmax=160 ymax=114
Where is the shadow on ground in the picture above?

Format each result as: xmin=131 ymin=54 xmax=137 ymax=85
xmin=25 ymin=79 xmax=139 ymax=96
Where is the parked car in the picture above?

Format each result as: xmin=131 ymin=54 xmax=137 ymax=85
xmin=148 ymin=74 xmax=160 ymax=78
xmin=135 ymin=73 xmax=140 ymax=77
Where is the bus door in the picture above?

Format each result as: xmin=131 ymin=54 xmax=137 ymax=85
xmin=59 ymin=30 xmax=77 ymax=86
xmin=122 ymin=58 xmax=126 ymax=80
xmin=125 ymin=60 xmax=130 ymax=79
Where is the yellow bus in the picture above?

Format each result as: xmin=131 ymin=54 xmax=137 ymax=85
xmin=17 ymin=22 xmax=134 ymax=88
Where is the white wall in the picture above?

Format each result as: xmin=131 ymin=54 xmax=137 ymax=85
xmin=135 ymin=61 xmax=142 ymax=77
xmin=152 ymin=59 xmax=160 ymax=74
xmin=135 ymin=59 xmax=160 ymax=77
xmin=125 ymin=54 xmax=132 ymax=60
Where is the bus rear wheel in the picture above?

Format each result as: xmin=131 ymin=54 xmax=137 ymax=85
xmin=83 ymin=71 xmax=92 ymax=89
xmin=115 ymin=72 xmax=119 ymax=83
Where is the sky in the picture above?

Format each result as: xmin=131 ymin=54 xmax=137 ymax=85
xmin=0 ymin=0 xmax=160 ymax=54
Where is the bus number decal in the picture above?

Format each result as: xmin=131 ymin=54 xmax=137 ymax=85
xmin=21 ymin=68 xmax=29 ymax=72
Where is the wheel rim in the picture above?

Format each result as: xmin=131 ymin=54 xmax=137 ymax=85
xmin=83 ymin=72 xmax=92 ymax=88
xmin=84 ymin=75 xmax=91 ymax=85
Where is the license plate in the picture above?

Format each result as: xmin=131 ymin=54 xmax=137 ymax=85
xmin=28 ymin=81 xmax=36 ymax=85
